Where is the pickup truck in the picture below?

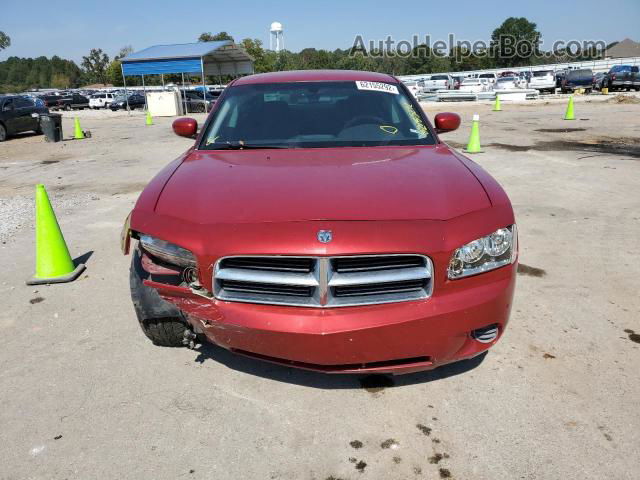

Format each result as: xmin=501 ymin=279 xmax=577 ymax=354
xmin=560 ymin=69 xmax=593 ymax=93
xmin=58 ymin=94 xmax=90 ymax=110
xmin=421 ymin=74 xmax=453 ymax=92
xmin=603 ymin=65 xmax=640 ymax=91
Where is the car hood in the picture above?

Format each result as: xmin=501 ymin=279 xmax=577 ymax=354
xmin=154 ymin=145 xmax=491 ymax=223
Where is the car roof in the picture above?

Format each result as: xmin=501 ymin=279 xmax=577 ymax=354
xmin=233 ymin=70 xmax=398 ymax=86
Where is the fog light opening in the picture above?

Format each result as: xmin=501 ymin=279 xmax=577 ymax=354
xmin=471 ymin=324 xmax=500 ymax=344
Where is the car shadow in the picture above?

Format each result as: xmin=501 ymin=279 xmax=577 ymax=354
xmin=191 ymin=341 xmax=488 ymax=390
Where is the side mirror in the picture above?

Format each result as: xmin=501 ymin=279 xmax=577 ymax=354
xmin=172 ymin=117 xmax=198 ymax=138
xmin=434 ymin=112 xmax=461 ymax=134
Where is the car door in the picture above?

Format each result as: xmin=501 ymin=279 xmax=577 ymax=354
xmin=1 ymin=98 xmax=23 ymax=133
xmin=15 ymin=96 xmax=39 ymax=131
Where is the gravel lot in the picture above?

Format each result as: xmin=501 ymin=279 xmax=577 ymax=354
xmin=1 ymin=95 xmax=639 ymax=480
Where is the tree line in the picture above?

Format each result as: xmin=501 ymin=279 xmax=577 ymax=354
xmin=0 ymin=19 xmax=611 ymax=93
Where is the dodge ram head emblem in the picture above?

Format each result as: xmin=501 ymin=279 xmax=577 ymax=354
xmin=317 ymin=230 xmax=332 ymax=243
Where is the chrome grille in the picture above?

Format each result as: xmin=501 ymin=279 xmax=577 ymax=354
xmin=214 ymin=255 xmax=432 ymax=307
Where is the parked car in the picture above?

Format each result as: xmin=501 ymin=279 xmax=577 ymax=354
xmin=515 ymin=72 xmax=528 ymax=88
xmin=122 ymin=70 xmax=517 ymax=374
xmin=494 ymin=76 xmax=520 ymax=90
xmin=478 ymin=72 xmax=497 ymax=85
xmin=402 ymin=80 xmax=420 ymax=97
xmin=58 ymin=93 xmax=90 ymax=110
xmin=592 ymin=72 xmax=606 ymax=91
xmin=0 ymin=95 xmax=49 ymax=141
xmin=109 ymin=93 xmax=146 ymax=111
xmin=561 ymin=69 xmax=593 ymax=93
xmin=40 ymin=95 xmax=64 ymax=110
xmin=89 ymin=92 xmax=116 ymax=109
xmin=459 ymin=78 xmax=486 ymax=93
xmin=528 ymin=70 xmax=556 ymax=93
xmin=181 ymin=91 xmax=216 ymax=112
xmin=602 ymin=65 xmax=640 ymax=91
xmin=421 ymin=74 xmax=454 ymax=91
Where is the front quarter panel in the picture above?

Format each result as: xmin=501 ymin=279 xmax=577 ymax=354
xmin=130 ymin=150 xmax=191 ymax=231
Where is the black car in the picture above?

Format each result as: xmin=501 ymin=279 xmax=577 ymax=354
xmin=40 ymin=95 xmax=65 ymax=110
xmin=109 ymin=94 xmax=146 ymax=111
xmin=181 ymin=91 xmax=216 ymax=113
xmin=0 ymin=95 xmax=49 ymax=141
xmin=58 ymin=93 xmax=90 ymax=110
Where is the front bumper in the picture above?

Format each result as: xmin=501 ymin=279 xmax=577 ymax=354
xmin=148 ymin=264 xmax=515 ymax=374
xmin=130 ymin=204 xmax=517 ymax=374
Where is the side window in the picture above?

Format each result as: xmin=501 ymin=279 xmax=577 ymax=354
xmin=2 ymin=98 xmax=14 ymax=111
xmin=15 ymin=97 xmax=34 ymax=108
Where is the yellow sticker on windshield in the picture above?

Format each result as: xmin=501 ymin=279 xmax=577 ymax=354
xmin=400 ymin=101 xmax=429 ymax=137
xmin=379 ymin=125 xmax=398 ymax=135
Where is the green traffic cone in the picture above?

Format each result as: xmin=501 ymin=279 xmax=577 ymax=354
xmin=493 ymin=95 xmax=502 ymax=112
xmin=146 ymin=110 xmax=153 ymax=126
xmin=26 ymin=184 xmax=85 ymax=285
xmin=564 ymin=95 xmax=575 ymax=120
xmin=74 ymin=117 xmax=85 ymax=139
xmin=465 ymin=114 xmax=483 ymax=153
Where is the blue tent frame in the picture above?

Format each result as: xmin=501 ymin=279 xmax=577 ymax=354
xmin=120 ymin=41 xmax=254 ymax=112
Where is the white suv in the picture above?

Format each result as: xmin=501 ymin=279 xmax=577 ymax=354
xmin=89 ymin=93 xmax=115 ymax=109
xmin=528 ymin=70 xmax=556 ymax=93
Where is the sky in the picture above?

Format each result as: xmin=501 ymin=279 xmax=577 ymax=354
xmin=1 ymin=0 xmax=639 ymax=63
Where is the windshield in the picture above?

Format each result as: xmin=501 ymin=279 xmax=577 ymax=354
xmin=533 ymin=71 xmax=553 ymax=77
xmin=200 ymin=81 xmax=434 ymax=150
xmin=611 ymin=65 xmax=631 ymax=73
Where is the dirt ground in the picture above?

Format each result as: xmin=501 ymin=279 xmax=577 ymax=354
xmin=1 ymin=95 xmax=639 ymax=480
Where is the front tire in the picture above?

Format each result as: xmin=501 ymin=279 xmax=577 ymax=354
xmin=0 ymin=123 xmax=6 ymax=142
xmin=130 ymin=248 xmax=190 ymax=347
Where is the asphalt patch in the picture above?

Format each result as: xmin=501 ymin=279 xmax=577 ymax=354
xmin=535 ymin=128 xmax=586 ymax=133
xmin=439 ymin=468 xmax=452 ymax=478
xmin=480 ymin=138 xmax=640 ymax=158
xmin=416 ymin=424 xmax=432 ymax=436
xmin=518 ymin=264 xmax=547 ymax=277
xmin=355 ymin=460 xmax=367 ymax=473
xmin=380 ymin=439 xmax=398 ymax=449
xmin=349 ymin=440 xmax=363 ymax=449
xmin=429 ymin=453 xmax=444 ymax=464
xmin=359 ymin=375 xmax=394 ymax=393
xmin=623 ymin=329 xmax=640 ymax=344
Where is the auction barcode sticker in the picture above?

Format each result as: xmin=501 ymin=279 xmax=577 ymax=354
xmin=355 ymin=81 xmax=399 ymax=94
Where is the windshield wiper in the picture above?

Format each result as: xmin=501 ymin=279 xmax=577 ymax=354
xmin=209 ymin=141 xmax=289 ymax=150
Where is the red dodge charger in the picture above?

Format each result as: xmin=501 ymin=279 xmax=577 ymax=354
xmin=122 ymin=70 xmax=517 ymax=375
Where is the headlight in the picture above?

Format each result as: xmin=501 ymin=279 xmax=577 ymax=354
xmin=139 ymin=234 xmax=196 ymax=267
xmin=448 ymin=225 xmax=517 ymax=279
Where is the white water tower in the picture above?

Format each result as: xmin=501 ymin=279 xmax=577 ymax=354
xmin=270 ymin=22 xmax=284 ymax=52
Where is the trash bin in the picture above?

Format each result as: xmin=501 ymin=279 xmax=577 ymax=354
xmin=40 ymin=113 xmax=63 ymax=143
